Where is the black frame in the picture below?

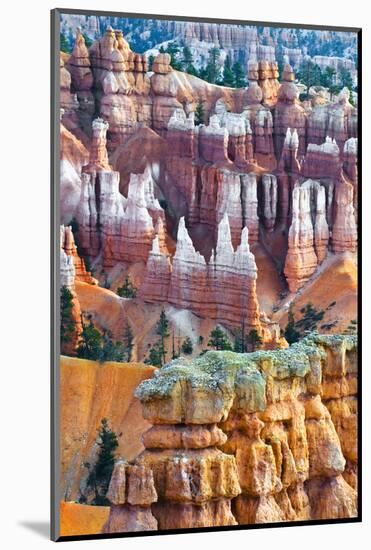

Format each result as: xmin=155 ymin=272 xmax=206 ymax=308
xmin=51 ymin=7 xmax=362 ymax=542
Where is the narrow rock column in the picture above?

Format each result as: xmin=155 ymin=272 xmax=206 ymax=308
xmin=168 ymin=217 xmax=209 ymax=317
xmin=241 ymin=173 xmax=259 ymax=243
xmin=262 ymin=174 xmax=278 ymax=232
xmin=332 ymin=179 xmax=357 ymax=254
xmin=61 ymin=225 xmax=97 ymax=284
xmin=135 ymin=360 xmax=242 ymax=530
xmin=304 ymin=335 xmax=357 ymax=518
xmin=60 ymin=227 xmax=83 ymax=355
xmin=139 ymin=236 xmax=171 ymax=302
xmin=284 ymin=185 xmax=318 ymax=292
xmin=314 ymin=184 xmax=329 ymax=263
xmin=103 ymin=461 xmax=158 ymax=533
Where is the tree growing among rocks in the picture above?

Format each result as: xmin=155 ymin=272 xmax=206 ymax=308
xmin=195 ymin=101 xmax=205 ymax=125
xmin=208 ymin=326 xmax=232 ymax=350
xmin=77 ymin=318 xmax=102 ymax=360
xmin=246 ymin=329 xmax=263 ymax=351
xmin=117 ymin=276 xmax=137 ymax=298
xmin=83 ymin=418 xmax=119 ymax=506
xmin=284 ymin=303 xmax=325 ymax=344
xmin=122 ymin=321 xmax=134 ymax=361
xmin=156 ymin=309 xmax=170 ymax=364
xmin=77 ymin=317 xmax=127 ymax=362
xmin=60 ymin=286 xmax=75 ymax=351
xmin=181 ymin=337 xmax=193 ymax=355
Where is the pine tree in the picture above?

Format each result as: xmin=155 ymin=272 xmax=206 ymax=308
xmin=208 ymin=326 xmax=232 ymax=350
xmin=223 ymin=55 xmax=235 ymax=87
xmin=123 ymin=321 xmax=134 ymax=361
xmin=60 ymin=286 xmax=76 ymax=349
xmin=60 ymin=32 xmax=71 ymax=54
xmin=182 ymin=46 xmax=193 ymax=67
xmin=234 ymin=319 xmax=246 ymax=352
xmin=156 ymin=309 xmax=170 ymax=364
xmin=84 ymin=418 xmax=118 ymax=505
xmin=77 ymin=319 xmax=103 ymax=360
xmin=296 ymin=303 xmax=324 ymax=333
xmin=284 ymin=306 xmax=301 ymax=344
xmin=232 ymin=61 xmax=247 ymax=88
xmin=321 ymin=66 xmax=336 ymax=88
xmin=296 ymin=60 xmax=322 ymax=99
xmin=339 ymin=67 xmax=354 ymax=91
xmin=82 ymin=33 xmax=93 ymax=48
xmin=117 ymin=276 xmax=137 ymax=298
xmin=246 ymin=329 xmax=263 ymax=352
xmin=99 ymin=330 xmax=125 ymax=362
xmin=205 ymin=47 xmax=221 ymax=84
xmin=147 ymin=54 xmax=155 ymax=71
xmin=195 ymin=101 xmax=205 ymax=126
xmin=171 ymin=332 xmax=179 ymax=360
xmin=181 ymin=337 xmax=193 ymax=355
xmin=166 ymin=42 xmax=183 ymax=70
xmin=186 ymin=64 xmax=198 ymax=77
xmin=144 ymin=342 xmax=163 ymax=367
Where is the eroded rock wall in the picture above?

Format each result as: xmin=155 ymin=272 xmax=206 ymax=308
xmin=110 ymin=334 xmax=358 ymax=531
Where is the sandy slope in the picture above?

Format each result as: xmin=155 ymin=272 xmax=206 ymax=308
xmin=274 ymin=253 xmax=357 ymax=333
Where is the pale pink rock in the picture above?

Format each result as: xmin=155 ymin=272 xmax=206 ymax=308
xmin=66 ymin=28 xmax=93 ymax=91
xmin=199 ymin=115 xmax=229 ymax=164
xmin=307 ymin=88 xmax=357 ymax=150
xmin=216 ymin=170 xmax=243 ymax=247
xmin=83 ymin=117 xmax=112 ymax=173
xmin=75 ymin=172 xmax=100 ymax=257
xmin=332 ymin=179 xmax=357 ymax=254
xmin=278 ymin=127 xmax=301 ymax=174
xmin=60 ymin=224 xmax=97 ymax=284
xmin=168 ymin=217 xmax=209 ymax=317
xmin=303 ymin=136 xmax=341 ymax=180
xmin=274 ymin=64 xmax=307 ymax=158
xmin=104 ymin=461 xmax=158 ymax=533
xmin=241 ymin=173 xmax=259 ymax=243
xmin=211 ymin=214 xmax=260 ymax=329
xmin=139 ymin=236 xmax=172 ymax=303
xmin=262 ymin=174 xmax=278 ymax=232
xmin=284 ymin=184 xmax=318 ymax=292
xmin=119 ymin=171 xmax=155 ymax=264
xmin=313 ymin=183 xmax=329 ymax=263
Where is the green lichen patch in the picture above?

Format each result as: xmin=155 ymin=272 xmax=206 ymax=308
xmin=135 ymin=336 xmax=357 ymax=420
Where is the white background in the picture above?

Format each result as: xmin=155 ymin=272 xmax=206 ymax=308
xmin=0 ymin=0 xmax=369 ymax=547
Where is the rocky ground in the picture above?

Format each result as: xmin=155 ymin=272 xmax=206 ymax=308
xmin=58 ymin=24 xmax=358 ymax=535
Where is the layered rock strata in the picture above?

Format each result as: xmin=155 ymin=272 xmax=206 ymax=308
xmin=60 ymin=228 xmax=83 ymax=356
xmin=60 ymin=225 xmax=97 ymax=284
xmin=75 ymin=118 xmax=165 ymax=266
xmin=103 ymin=461 xmax=158 ymax=533
xmin=274 ymin=64 xmax=306 ymax=159
xmin=141 ymin=215 xmax=261 ymax=331
xmin=332 ymin=179 xmax=357 ymax=254
xmin=307 ymin=88 xmax=357 ymax=150
xmin=129 ymin=334 xmax=357 ymax=528
xmin=284 ymin=184 xmax=317 ymax=292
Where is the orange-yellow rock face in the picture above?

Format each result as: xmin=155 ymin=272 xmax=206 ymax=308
xmin=60 ymin=356 xmax=156 ymax=501
xmin=60 ymin=502 xmax=109 ymax=537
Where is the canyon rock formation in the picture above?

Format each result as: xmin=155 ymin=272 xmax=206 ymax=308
xmin=58 ymin=23 xmax=358 ymax=535
xmin=61 ymin=29 xmax=358 ymax=301
xmin=101 ymin=334 xmax=357 ymax=531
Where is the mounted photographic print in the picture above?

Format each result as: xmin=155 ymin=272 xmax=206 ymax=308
xmin=51 ymin=8 xmax=361 ymax=541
